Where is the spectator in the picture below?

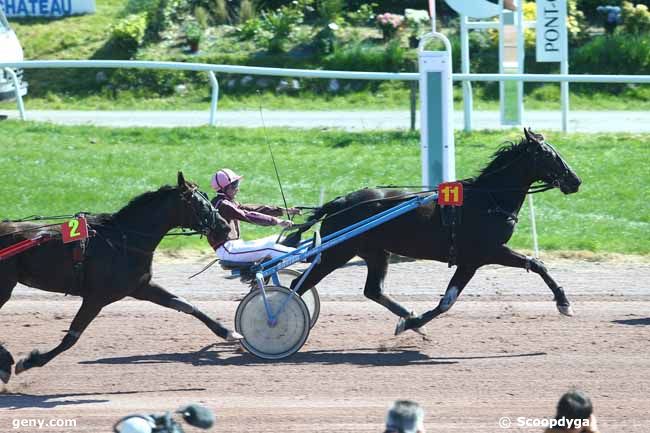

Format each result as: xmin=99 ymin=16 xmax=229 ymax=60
xmin=545 ymin=390 xmax=600 ymax=433
xmin=384 ymin=400 xmax=425 ymax=433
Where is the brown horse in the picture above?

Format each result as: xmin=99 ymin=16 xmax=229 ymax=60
xmin=290 ymin=129 xmax=582 ymax=335
xmin=0 ymin=172 xmax=235 ymax=384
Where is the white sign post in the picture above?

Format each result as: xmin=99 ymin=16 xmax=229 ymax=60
xmin=0 ymin=0 xmax=95 ymax=17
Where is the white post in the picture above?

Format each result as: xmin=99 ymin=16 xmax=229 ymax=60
xmin=5 ymin=68 xmax=25 ymax=120
xmin=528 ymin=194 xmax=539 ymax=258
xmin=419 ymin=1 xmax=455 ymax=188
xmin=561 ymin=54 xmax=569 ymax=133
xmin=208 ymin=71 xmax=219 ymax=127
xmin=460 ymin=15 xmax=473 ymax=132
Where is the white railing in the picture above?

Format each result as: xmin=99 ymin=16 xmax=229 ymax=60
xmin=2 ymin=60 xmax=649 ymax=130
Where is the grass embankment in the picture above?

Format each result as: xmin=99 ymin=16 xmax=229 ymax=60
xmin=0 ymin=122 xmax=647 ymax=255
xmin=2 ymin=0 xmax=648 ymax=112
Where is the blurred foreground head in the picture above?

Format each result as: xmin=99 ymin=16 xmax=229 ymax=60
xmin=384 ymin=400 xmax=425 ymax=433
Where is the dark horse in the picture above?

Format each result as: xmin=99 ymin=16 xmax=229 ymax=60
xmin=291 ymin=129 xmax=582 ymax=335
xmin=0 ymin=172 xmax=234 ymax=384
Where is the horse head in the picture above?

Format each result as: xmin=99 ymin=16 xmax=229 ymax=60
xmin=177 ymin=172 xmax=230 ymax=241
xmin=523 ymin=128 xmax=582 ymax=194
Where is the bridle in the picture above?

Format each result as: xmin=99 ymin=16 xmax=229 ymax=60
xmin=180 ymin=185 xmax=222 ymax=236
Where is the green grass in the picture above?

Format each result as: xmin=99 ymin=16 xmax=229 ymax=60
xmin=0 ymin=122 xmax=648 ymax=254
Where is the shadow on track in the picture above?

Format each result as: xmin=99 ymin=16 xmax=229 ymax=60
xmin=0 ymin=387 xmax=206 ymax=410
xmin=612 ymin=317 xmax=650 ymax=326
xmin=82 ymin=343 xmax=546 ymax=368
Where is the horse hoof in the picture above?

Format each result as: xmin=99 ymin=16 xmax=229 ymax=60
xmin=558 ymin=304 xmax=575 ymax=317
xmin=395 ymin=318 xmax=407 ymax=336
xmin=226 ymin=331 xmax=244 ymax=342
xmin=15 ymin=359 xmax=28 ymax=375
xmin=0 ymin=369 xmax=10 ymax=384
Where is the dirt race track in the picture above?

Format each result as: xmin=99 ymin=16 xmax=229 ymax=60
xmin=1 ymin=254 xmax=649 ymax=433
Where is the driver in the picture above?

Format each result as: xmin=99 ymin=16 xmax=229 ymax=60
xmin=207 ymin=168 xmax=301 ymax=263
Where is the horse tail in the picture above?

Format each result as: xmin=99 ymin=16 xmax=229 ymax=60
xmin=282 ymin=196 xmax=347 ymax=247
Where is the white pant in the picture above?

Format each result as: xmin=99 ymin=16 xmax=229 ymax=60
xmin=216 ymin=235 xmax=295 ymax=263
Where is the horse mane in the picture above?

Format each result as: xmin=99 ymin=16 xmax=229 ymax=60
xmin=468 ymin=138 xmax=528 ymax=182
xmin=111 ymin=185 xmax=177 ymax=220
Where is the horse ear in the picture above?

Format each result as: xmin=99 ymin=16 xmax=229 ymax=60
xmin=524 ymin=127 xmax=535 ymax=142
xmin=178 ymin=171 xmax=186 ymax=188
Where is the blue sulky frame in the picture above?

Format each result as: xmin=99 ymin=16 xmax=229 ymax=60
xmin=231 ymin=192 xmax=439 ymax=326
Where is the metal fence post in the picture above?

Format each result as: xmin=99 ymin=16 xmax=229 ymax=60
xmin=208 ymin=71 xmax=219 ymax=127
xmin=5 ymin=68 xmax=25 ymax=120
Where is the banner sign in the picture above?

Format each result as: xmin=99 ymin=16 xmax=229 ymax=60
xmin=536 ymin=0 xmax=567 ymax=62
xmin=0 ymin=0 xmax=95 ymax=17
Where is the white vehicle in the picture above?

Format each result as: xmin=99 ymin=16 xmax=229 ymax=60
xmin=0 ymin=8 xmax=28 ymax=101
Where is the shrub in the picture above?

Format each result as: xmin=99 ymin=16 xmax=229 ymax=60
xmin=239 ymin=0 xmax=257 ymax=24
xmin=376 ymin=12 xmax=404 ymax=41
xmin=194 ymin=5 xmax=209 ymax=28
xmin=255 ymin=0 xmax=314 ymax=52
xmin=211 ymin=0 xmax=229 ymax=24
xmin=323 ymin=39 xmax=411 ymax=73
xmin=110 ymin=13 xmax=148 ymax=57
xmin=185 ymin=21 xmax=203 ymax=44
xmin=621 ymin=1 xmax=650 ymax=34
xmin=572 ymin=33 xmax=650 ymax=92
xmin=346 ymin=3 xmax=377 ymax=26
xmin=317 ymin=0 xmax=345 ymax=22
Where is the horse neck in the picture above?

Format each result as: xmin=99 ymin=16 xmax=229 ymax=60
xmin=473 ymin=161 xmax=536 ymax=215
xmin=111 ymin=194 xmax=182 ymax=251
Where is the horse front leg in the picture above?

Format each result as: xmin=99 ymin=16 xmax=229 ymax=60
xmin=0 ymin=268 xmax=17 ymax=383
xmin=15 ymin=300 xmax=104 ymax=375
xmin=130 ymin=282 xmax=242 ymax=342
xmin=489 ymin=245 xmax=574 ymax=316
xmin=395 ymin=265 xmax=477 ymax=335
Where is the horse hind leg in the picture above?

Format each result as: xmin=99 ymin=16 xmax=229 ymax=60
xmin=15 ymin=299 xmax=103 ymax=375
xmin=130 ymin=282 xmax=242 ymax=342
xmin=359 ymin=249 xmax=412 ymax=318
xmin=0 ymin=270 xmax=18 ymax=383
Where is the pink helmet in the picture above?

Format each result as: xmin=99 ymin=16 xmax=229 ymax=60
xmin=210 ymin=168 xmax=243 ymax=192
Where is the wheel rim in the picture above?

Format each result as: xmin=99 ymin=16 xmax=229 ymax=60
xmin=235 ymin=286 xmax=310 ymax=360
xmin=276 ymin=268 xmax=320 ymax=328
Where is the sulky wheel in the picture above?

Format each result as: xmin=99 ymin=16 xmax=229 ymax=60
xmin=274 ymin=269 xmax=320 ymax=329
xmin=235 ymin=285 xmax=310 ymax=360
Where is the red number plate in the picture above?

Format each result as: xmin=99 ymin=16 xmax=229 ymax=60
xmin=438 ymin=182 xmax=464 ymax=206
xmin=61 ymin=216 xmax=89 ymax=244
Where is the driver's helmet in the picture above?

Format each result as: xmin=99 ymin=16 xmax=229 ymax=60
xmin=210 ymin=168 xmax=243 ymax=192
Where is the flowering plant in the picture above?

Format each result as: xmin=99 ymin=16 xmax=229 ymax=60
xmin=376 ymin=12 xmax=404 ymax=40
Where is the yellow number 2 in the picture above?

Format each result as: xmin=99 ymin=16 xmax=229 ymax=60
xmin=68 ymin=219 xmax=80 ymax=238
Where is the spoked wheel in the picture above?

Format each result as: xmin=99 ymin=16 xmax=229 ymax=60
xmin=235 ymin=285 xmax=310 ymax=360
xmin=274 ymin=269 xmax=320 ymax=329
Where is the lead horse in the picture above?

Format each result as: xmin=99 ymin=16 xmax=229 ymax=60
xmin=0 ymin=172 xmax=235 ymax=384
xmin=291 ymin=129 xmax=582 ymax=335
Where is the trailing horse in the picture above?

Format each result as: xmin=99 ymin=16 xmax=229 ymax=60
xmin=290 ymin=129 xmax=582 ymax=335
xmin=0 ymin=172 xmax=235 ymax=384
